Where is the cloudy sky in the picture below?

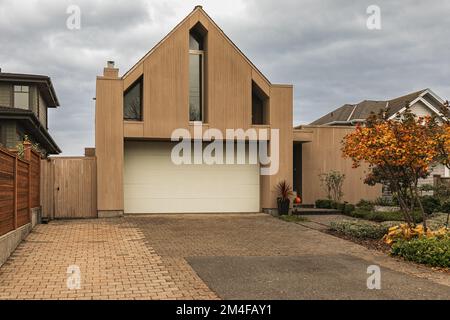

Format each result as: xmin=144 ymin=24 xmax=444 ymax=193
xmin=1 ymin=0 xmax=449 ymax=155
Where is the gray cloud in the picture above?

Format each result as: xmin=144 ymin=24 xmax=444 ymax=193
xmin=0 ymin=0 xmax=449 ymax=155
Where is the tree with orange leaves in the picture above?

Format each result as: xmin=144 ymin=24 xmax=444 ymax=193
xmin=433 ymin=100 xmax=450 ymax=170
xmin=342 ymin=108 xmax=438 ymax=229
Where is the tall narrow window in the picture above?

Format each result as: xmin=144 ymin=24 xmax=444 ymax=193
xmin=124 ymin=77 xmax=142 ymax=120
xmin=251 ymin=82 xmax=269 ymax=125
xmin=14 ymin=85 xmax=29 ymax=109
xmin=189 ymin=24 xmax=206 ymax=122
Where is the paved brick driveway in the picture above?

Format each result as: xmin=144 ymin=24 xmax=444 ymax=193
xmin=0 ymin=214 xmax=448 ymax=299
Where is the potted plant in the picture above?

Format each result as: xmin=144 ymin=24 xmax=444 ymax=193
xmin=276 ymin=180 xmax=293 ymax=215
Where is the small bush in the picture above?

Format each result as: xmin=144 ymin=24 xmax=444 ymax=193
xmin=315 ymin=199 xmax=336 ymax=209
xmin=356 ymin=199 xmax=375 ymax=211
xmin=329 ymin=220 xmax=388 ymax=239
xmin=336 ymin=202 xmax=346 ymax=212
xmin=346 ymin=208 xmax=423 ymax=223
xmin=391 ymin=235 xmax=450 ymax=268
xmin=440 ymin=200 xmax=450 ymax=213
xmin=420 ymin=196 xmax=441 ymax=215
xmin=374 ymin=197 xmax=398 ymax=207
xmin=343 ymin=203 xmax=356 ymax=215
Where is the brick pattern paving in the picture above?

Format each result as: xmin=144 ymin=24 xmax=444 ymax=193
xmin=0 ymin=219 xmax=216 ymax=300
xmin=0 ymin=214 xmax=448 ymax=300
xmin=129 ymin=214 xmax=450 ymax=288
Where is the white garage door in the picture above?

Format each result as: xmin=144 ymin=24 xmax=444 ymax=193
xmin=124 ymin=141 xmax=260 ymax=213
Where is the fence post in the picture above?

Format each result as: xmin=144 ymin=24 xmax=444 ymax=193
xmin=13 ymin=156 xmax=18 ymax=230
xmin=23 ymin=141 xmax=32 ymax=224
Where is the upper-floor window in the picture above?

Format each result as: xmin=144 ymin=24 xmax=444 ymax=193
xmin=251 ymin=82 xmax=269 ymax=125
xmin=124 ymin=77 xmax=142 ymax=121
xmin=14 ymin=85 xmax=29 ymax=109
xmin=189 ymin=24 xmax=207 ymax=122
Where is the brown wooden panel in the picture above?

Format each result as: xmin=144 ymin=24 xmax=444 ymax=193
xmin=30 ymin=151 xmax=40 ymax=208
xmin=301 ymin=126 xmax=382 ymax=204
xmin=53 ymin=157 xmax=97 ymax=218
xmin=40 ymin=159 xmax=54 ymax=219
xmin=95 ymin=76 xmax=123 ymax=211
xmin=0 ymin=147 xmax=15 ymax=236
xmin=16 ymin=162 xmax=29 ymax=226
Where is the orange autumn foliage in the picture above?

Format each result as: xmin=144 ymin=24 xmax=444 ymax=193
xmin=342 ymin=115 xmax=437 ymax=173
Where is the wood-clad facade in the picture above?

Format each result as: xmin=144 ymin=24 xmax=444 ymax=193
xmin=95 ymin=7 xmax=293 ymax=214
xmin=297 ymin=126 xmax=382 ymax=204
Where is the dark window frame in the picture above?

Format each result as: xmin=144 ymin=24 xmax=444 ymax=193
xmin=251 ymin=81 xmax=269 ymax=125
xmin=189 ymin=23 xmax=208 ymax=123
xmin=123 ymin=76 xmax=143 ymax=121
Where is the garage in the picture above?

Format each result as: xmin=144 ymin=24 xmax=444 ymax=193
xmin=124 ymin=141 xmax=260 ymax=213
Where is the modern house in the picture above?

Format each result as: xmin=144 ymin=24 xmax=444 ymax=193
xmin=98 ymin=7 xmax=446 ymax=215
xmin=95 ymin=6 xmax=294 ymax=216
xmin=0 ymin=72 xmax=61 ymax=155
xmin=297 ymin=88 xmax=449 ymax=203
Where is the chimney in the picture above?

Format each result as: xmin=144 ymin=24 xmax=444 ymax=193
xmin=194 ymin=5 xmax=202 ymax=10
xmin=103 ymin=60 xmax=119 ymax=78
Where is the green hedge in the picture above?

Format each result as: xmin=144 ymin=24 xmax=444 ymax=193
xmin=315 ymin=199 xmax=336 ymax=209
xmin=329 ymin=220 xmax=388 ymax=239
xmin=391 ymin=235 xmax=450 ymax=268
xmin=315 ymin=199 xmax=355 ymax=214
xmin=348 ymin=208 xmax=423 ymax=223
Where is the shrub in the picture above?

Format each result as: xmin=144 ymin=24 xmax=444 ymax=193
xmin=374 ymin=197 xmax=398 ymax=207
xmin=319 ymin=171 xmax=345 ymax=202
xmin=315 ymin=199 xmax=336 ymax=209
xmin=391 ymin=235 xmax=450 ymax=268
xmin=336 ymin=202 xmax=346 ymax=212
xmin=420 ymin=195 xmax=441 ymax=215
xmin=356 ymin=199 xmax=374 ymax=211
xmin=343 ymin=203 xmax=356 ymax=215
xmin=440 ymin=200 xmax=450 ymax=213
xmin=347 ymin=208 xmax=423 ymax=223
xmin=329 ymin=220 xmax=388 ymax=239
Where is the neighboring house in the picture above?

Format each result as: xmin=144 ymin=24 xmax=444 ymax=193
xmin=0 ymin=71 xmax=61 ymax=155
xmin=296 ymin=89 xmax=449 ymax=204
xmin=95 ymin=6 xmax=294 ymax=215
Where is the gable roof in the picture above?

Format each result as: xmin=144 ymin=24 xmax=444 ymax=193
xmin=0 ymin=72 xmax=60 ymax=108
xmin=0 ymin=106 xmax=61 ymax=154
xmin=122 ymin=6 xmax=272 ymax=85
xmin=310 ymin=89 xmax=434 ymax=125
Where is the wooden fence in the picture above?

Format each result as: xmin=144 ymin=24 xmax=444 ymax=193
xmin=41 ymin=157 xmax=97 ymax=219
xmin=0 ymin=144 xmax=41 ymax=237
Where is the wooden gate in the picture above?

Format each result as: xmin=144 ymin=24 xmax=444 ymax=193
xmin=41 ymin=157 xmax=97 ymax=219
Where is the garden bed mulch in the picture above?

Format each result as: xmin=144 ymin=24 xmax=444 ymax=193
xmin=325 ymin=229 xmax=391 ymax=254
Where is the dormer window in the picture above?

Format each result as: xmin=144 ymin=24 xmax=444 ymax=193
xmin=13 ymin=85 xmax=29 ymax=109
xmin=189 ymin=23 xmax=207 ymax=122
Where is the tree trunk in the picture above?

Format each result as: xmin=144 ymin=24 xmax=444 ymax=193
xmin=396 ymin=190 xmax=414 ymax=227
xmin=414 ymin=187 xmax=427 ymax=231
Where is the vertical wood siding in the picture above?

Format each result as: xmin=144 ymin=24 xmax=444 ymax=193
xmin=0 ymin=146 xmax=34 ymax=235
xmin=40 ymin=157 xmax=97 ymax=219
